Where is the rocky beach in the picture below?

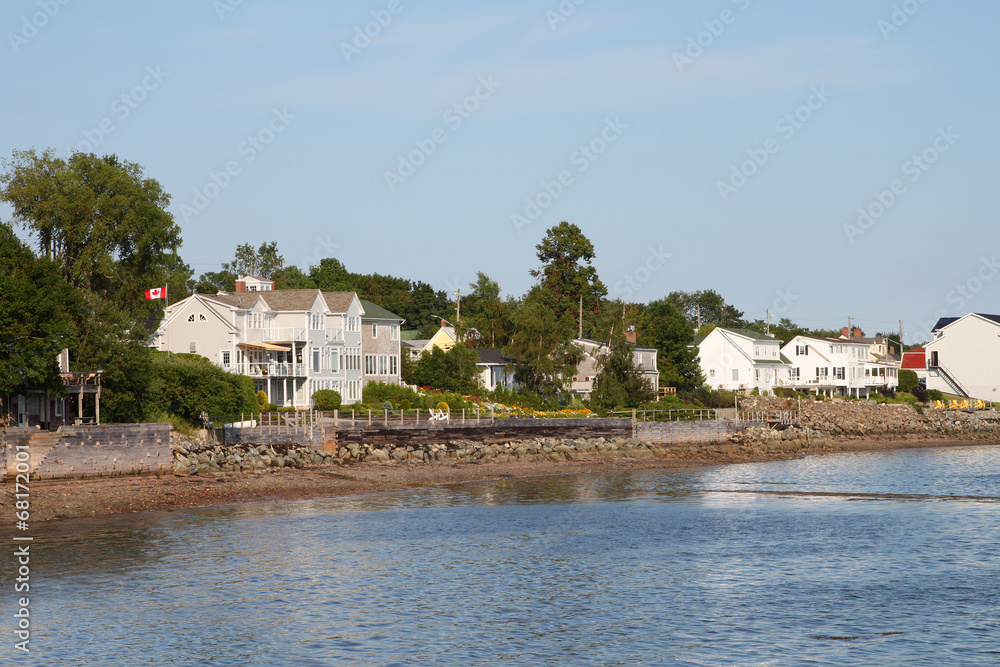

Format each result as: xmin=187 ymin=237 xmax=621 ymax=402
xmin=7 ymin=399 xmax=1000 ymax=523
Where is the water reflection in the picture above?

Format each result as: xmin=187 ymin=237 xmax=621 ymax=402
xmin=25 ymin=444 xmax=1000 ymax=666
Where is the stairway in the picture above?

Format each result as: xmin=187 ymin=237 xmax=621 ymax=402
xmin=24 ymin=431 xmax=64 ymax=475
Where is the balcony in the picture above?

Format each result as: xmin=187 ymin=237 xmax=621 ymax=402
xmin=224 ymin=362 xmax=306 ymax=378
xmin=325 ymin=328 xmax=344 ymax=343
xmin=263 ymin=328 xmax=307 ymax=342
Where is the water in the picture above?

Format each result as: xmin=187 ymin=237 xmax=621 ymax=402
xmin=16 ymin=445 xmax=1000 ymax=666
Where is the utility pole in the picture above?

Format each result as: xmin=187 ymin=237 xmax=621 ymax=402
xmin=847 ymin=315 xmax=852 ymax=336
xmin=766 ymin=309 xmax=771 ymax=336
xmin=455 ymin=290 xmax=461 ymax=341
xmin=696 ymin=304 xmax=702 ymax=332
xmin=899 ymin=320 xmax=904 ymax=356
xmin=579 ymin=294 xmax=583 ymax=339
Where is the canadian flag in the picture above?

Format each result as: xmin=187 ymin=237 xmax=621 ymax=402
xmin=145 ymin=286 xmax=167 ymax=300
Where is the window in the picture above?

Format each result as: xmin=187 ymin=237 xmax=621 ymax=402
xmin=816 ymin=367 xmax=829 ymax=379
xmin=754 ymin=369 xmax=760 ymax=380
xmin=330 ymin=348 xmax=340 ymax=373
xmin=55 ymin=399 xmax=63 ymax=417
xmin=199 ymin=314 xmax=207 ymax=321
xmin=709 ymin=369 xmax=716 ymax=378
xmin=834 ymin=367 xmax=845 ymax=380
xmin=365 ymin=354 xmax=377 ymax=375
xmin=732 ymin=369 xmax=739 ymax=381
xmin=311 ymin=313 xmax=324 ymax=330
xmin=312 ymin=348 xmax=320 ymax=372
xmin=388 ymin=355 xmax=398 ymax=375
xmin=188 ymin=314 xmax=195 ymax=322
xmin=379 ymin=355 xmax=388 ymax=375
xmin=221 ymin=351 xmax=231 ymax=366
xmin=790 ymin=368 xmax=800 ymax=381
xmin=390 ymin=325 xmax=399 ymax=341
xmin=796 ymin=345 xmax=808 ymax=356
xmin=372 ymin=324 xmax=378 ymax=338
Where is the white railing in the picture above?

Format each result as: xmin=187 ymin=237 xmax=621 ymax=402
xmin=224 ymin=363 xmax=306 ymax=378
xmin=264 ymin=328 xmax=307 ymax=342
xmin=325 ymin=328 xmax=344 ymax=342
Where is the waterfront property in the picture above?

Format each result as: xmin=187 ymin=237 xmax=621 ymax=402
xmin=922 ymin=313 xmax=1000 ymax=400
xmin=569 ymin=332 xmax=659 ymax=399
xmin=780 ymin=334 xmax=899 ymax=398
xmin=695 ymin=328 xmax=791 ymax=395
xmin=151 ymin=276 xmax=403 ymax=407
xmin=360 ymin=300 xmax=404 ymax=388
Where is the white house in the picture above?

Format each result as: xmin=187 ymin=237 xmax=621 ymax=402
xmin=696 ymin=328 xmax=791 ymax=395
xmin=922 ymin=313 xmax=1000 ymax=400
xmin=569 ymin=333 xmax=659 ymax=399
xmin=150 ymin=277 xmax=368 ymax=407
xmin=476 ymin=349 xmax=516 ymax=392
xmin=780 ymin=335 xmax=898 ymax=398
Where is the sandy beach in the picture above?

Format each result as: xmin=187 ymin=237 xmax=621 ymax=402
xmin=5 ymin=437 xmax=992 ymax=523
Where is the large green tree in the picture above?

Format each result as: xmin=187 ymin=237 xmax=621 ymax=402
xmin=0 ymin=149 xmax=181 ymax=318
xmin=667 ymin=289 xmax=744 ymax=333
xmin=0 ymin=222 xmax=80 ymax=396
xmin=222 ymin=241 xmax=284 ymax=279
xmin=461 ymin=272 xmax=514 ymax=349
xmin=505 ymin=288 xmax=582 ymax=398
xmin=636 ymin=298 xmax=702 ymax=390
xmin=590 ymin=332 xmax=657 ymax=409
xmin=529 ymin=222 xmax=607 ymax=336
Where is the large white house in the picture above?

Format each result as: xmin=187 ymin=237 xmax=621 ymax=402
xmin=150 ymin=277 xmax=378 ymax=407
xmin=696 ymin=328 xmax=791 ymax=395
xmin=780 ymin=335 xmax=898 ymax=398
xmin=922 ymin=313 xmax=1000 ymax=400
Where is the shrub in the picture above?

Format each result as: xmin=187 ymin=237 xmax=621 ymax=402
xmin=277 ymin=406 xmax=296 ymax=412
xmin=911 ymin=385 xmax=928 ymax=402
xmin=312 ymin=389 xmax=342 ymax=411
xmin=256 ymin=390 xmax=269 ymax=409
xmin=400 ymin=399 xmax=412 ymax=410
xmin=148 ymin=351 xmax=259 ymax=422
xmin=362 ymin=382 xmax=420 ymax=405
xmin=898 ymin=369 xmax=919 ymax=393
xmin=435 ymin=401 xmax=449 ymax=412
xmin=926 ymin=389 xmax=944 ymax=401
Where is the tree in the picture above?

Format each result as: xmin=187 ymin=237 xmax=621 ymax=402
xmin=222 ymin=241 xmax=284 ymax=279
xmin=529 ymin=222 xmax=607 ymax=336
xmin=636 ymin=298 xmax=702 ymax=390
xmin=590 ymin=333 xmax=657 ymax=409
xmin=192 ymin=270 xmax=234 ymax=294
xmin=0 ymin=222 xmax=80 ymax=396
xmin=0 ymin=149 xmax=182 ymax=318
xmin=462 ymin=272 xmax=513 ymax=349
xmin=148 ymin=351 xmax=259 ymax=422
xmin=505 ymin=288 xmax=582 ymax=399
xmin=272 ymin=265 xmax=316 ymax=290
xmin=409 ymin=344 xmax=479 ymax=393
xmin=667 ymin=290 xmax=744 ymax=332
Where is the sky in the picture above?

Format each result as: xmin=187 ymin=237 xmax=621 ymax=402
xmin=2 ymin=0 xmax=998 ymax=344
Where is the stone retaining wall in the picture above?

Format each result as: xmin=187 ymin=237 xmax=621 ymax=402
xmin=3 ymin=424 xmax=172 ymax=480
xmin=334 ymin=418 xmax=633 ymax=448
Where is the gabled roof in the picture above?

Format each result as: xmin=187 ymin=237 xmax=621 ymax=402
xmin=359 ymin=299 xmax=404 ymax=322
xmin=932 ymin=313 xmax=1000 ymax=332
xmin=196 ymin=289 xmax=358 ymax=314
xmin=696 ymin=327 xmax=783 ymax=344
xmin=901 ymin=347 xmax=926 ymax=370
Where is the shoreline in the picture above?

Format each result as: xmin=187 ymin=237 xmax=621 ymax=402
xmin=4 ymin=437 xmax=995 ymax=524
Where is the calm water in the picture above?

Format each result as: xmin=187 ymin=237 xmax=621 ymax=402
xmin=16 ymin=445 xmax=1000 ymax=666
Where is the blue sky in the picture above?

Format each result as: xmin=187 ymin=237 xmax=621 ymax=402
xmin=3 ymin=0 xmax=997 ymax=343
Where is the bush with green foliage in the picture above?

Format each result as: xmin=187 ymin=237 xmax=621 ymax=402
xmin=926 ymin=389 xmax=944 ymax=401
xmin=898 ymin=369 xmax=919 ymax=393
xmin=362 ymin=382 xmax=421 ymax=405
xmin=312 ymin=389 xmax=342 ymax=411
xmin=148 ymin=351 xmax=258 ymax=422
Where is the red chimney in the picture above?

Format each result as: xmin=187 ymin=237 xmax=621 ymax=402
xmin=441 ymin=319 xmax=447 ymax=328
xmin=841 ymin=327 xmax=849 ymax=337
xmin=853 ymin=328 xmax=863 ymax=338
xmin=235 ymin=280 xmax=247 ymax=292
xmin=625 ymin=330 xmax=637 ymax=344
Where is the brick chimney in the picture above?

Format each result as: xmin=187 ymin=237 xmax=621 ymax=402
xmin=841 ymin=327 xmax=849 ymax=337
xmin=853 ymin=328 xmax=863 ymax=338
xmin=625 ymin=330 xmax=637 ymax=344
xmin=441 ymin=319 xmax=448 ymax=328
xmin=235 ymin=280 xmax=247 ymax=292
